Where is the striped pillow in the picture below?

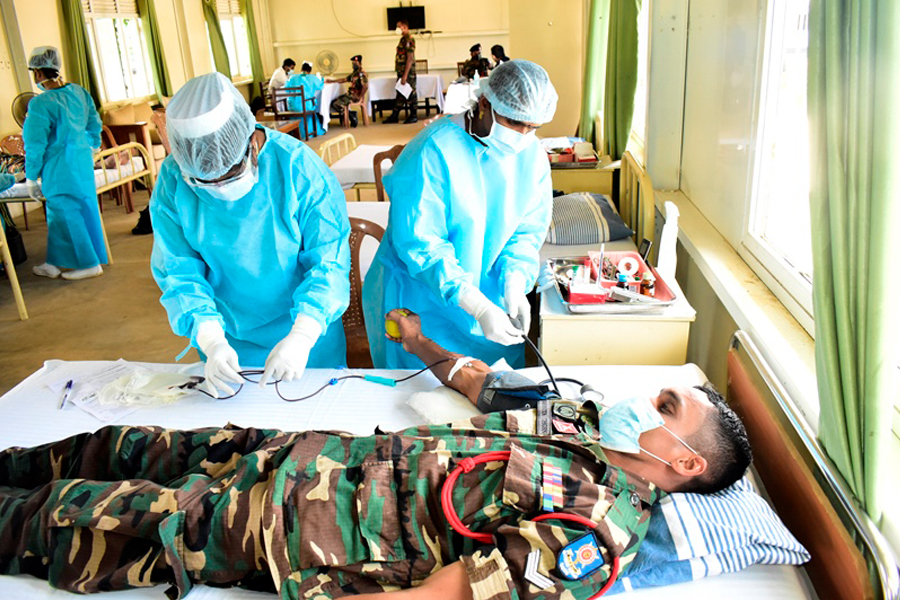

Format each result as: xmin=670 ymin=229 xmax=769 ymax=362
xmin=609 ymin=476 xmax=810 ymax=593
xmin=546 ymin=192 xmax=634 ymax=245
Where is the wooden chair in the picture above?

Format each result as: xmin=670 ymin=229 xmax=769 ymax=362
xmin=415 ymin=59 xmax=428 ymax=73
xmin=272 ymin=87 xmax=320 ymax=141
xmin=457 ymin=62 xmax=466 ymax=77
xmin=258 ymin=81 xmax=273 ymax=112
xmin=0 ymin=135 xmax=36 ymax=229
xmin=374 ymin=144 xmax=405 ymax=202
xmin=0 ymin=212 xmax=28 ymax=320
xmin=317 ymin=133 xmax=357 ymax=167
xmin=343 ymin=217 xmax=385 ymax=368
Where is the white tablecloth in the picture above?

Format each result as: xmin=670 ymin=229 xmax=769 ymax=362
xmin=317 ymin=82 xmax=346 ymax=132
xmin=367 ymin=74 xmax=445 ymax=113
xmin=443 ymin=82 xmax=477 ymax=115
xmin=330 ymin=144 xmax=394 ymax=189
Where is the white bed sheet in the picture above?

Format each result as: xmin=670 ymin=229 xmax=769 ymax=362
xmin=0 ymin=156 xmax=146 ymax=199
xmin=0 ymin=361 xmax=814 ymax=599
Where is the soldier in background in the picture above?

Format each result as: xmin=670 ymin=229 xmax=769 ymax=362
xmin=461 ymin=43 xmax=492 ymax=80
xmin=0 ymin=310 xmax=750 ymax=599
xmin=326 ymin=54 xmax=369 ymax=128
xmin=384 ymin=20 xmax=418 ymax=124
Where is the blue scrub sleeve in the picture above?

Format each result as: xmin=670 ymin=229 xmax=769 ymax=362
xmin=22 ymin=100 xmax=51 ymax=180
xmin=149 ymin=166 xmax=225 ymax=343
xmin=387 ymin=139 xmax=474 ymax=306
xmin=496 ymin=161 xmax=553 ymax=291
xmin=83 ymin=89 xmax=102 ymax=150
xmin=290 ymin=160 xmax=350 ymax=332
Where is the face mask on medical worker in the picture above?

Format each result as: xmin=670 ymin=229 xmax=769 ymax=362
xmin=597 ymin=395 xmax=701 ymax=466
xmin=185 ymin=140 xmax=259 ymax=202
xmin=470 ymin=107 xmax=535 ymax=156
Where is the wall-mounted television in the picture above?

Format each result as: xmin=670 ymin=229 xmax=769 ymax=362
xmin=387 ymin=6 xmax=426 ymax=30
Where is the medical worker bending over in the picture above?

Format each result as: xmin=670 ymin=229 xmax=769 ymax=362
xmin=363 ymin=60 xmax=557 ymax=369
xmin=23 ymin=46 xmax=107 ymax=280
xmin=151 ymin=73 xmax=350 ymax=397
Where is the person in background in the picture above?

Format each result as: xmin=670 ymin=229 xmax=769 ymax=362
xmin=491 ymin=44 xmax=510 ymax=68
xmin=23 ymin=46 xmax=107 ymax=281
xmin=383 ymin=20 xmax=418 ymax=124
xmin=461 ymin=43 xmax=492 ymax=79
xmin=150 ymin=73 xmax=350 ymax=397
xmin=363 ymin=60 xmax=558 ymax=369
xmin=284 ymin=61 xmax=325 ymax=137
xmin=267 ymin=58 xmax=295 ymax=111
xmin=326 ymin=54 xmax=368 ymax=127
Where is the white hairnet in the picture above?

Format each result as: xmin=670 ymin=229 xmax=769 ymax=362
xmin=166 ymin=73 xmax=256 ymax=181
xmin=28 ymin=46 xmax=61 ymax=71
xmin=477 ymin=59 xmax=558 ymax=124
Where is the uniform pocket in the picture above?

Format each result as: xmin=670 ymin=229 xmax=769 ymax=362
xmin=355 ymin=461 xmax=407 ymax=562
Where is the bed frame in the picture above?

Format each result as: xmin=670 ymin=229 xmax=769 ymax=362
xmin=727 ymin=331 xmax=900 ymax=600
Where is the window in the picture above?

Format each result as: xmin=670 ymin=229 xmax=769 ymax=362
xmin=215 ymin=0 xmax=252 ymax=79
xmin=82 ymin=0 xmax=155 ymax=102
xmin=742 ymin=0 xmax=813 ymax=333
xmin=627 ymin=0 xmax=650 ymax=163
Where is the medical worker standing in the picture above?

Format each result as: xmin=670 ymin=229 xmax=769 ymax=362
xmin=23 ymin=46 xmax=107 ymax=280
xmin=151 ymin=73 xmax=350 ymax=397
xmin=363 ymin=60 xmax=557 ymax=369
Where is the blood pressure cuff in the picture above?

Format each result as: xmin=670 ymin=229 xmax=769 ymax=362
xmin=476 ymin=371 xmax=559 ymax=413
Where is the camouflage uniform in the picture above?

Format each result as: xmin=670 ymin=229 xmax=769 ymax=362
xmin=0 ymin=406 xmax=661 ymax=599
xmin=393 ymin=33 xmax=417 ymax=110
xmin=330 ymin=68 xmax=369 ymax=111
xmin=462 ymin=56 xmax=491 ymax=80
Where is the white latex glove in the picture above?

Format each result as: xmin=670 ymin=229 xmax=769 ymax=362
xmin=260 ymin=314 xmax=322 ymax=386
xmin=503 ymin=272 xmax=531 ymax=333
xmin=195 ymin=320 xmax=243 ymax=398
xmin=26 ymin=179 xmax=41 ymax=200
xmin=458 ymin=285 xmax=524 ymax=346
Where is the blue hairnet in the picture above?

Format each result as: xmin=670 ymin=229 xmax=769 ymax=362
xmin=28 ymin=46 xmax=61 ymax=71
xmin=478 ymin=60 xmax=558 ymax=124
xmin=166 ymin=73 xmax=256 ymax=181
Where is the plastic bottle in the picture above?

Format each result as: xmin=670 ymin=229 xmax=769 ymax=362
xmin=656 ymin=201 xmax=680 ymax=283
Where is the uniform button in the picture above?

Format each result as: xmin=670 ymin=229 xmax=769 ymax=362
xmin=630 ymin=493 xmax=640 ymax=507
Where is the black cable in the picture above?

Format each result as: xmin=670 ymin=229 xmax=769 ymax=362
xmin=522 ymin=336 xmax=560 ymax=397
xmin=394 ymin=358 xmax=451 ymax=382
xmin=539 ymin=377 xmax=585 ymax=388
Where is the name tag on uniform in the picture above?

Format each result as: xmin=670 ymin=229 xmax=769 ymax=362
xmin=557 ymin=532 xmax=605 ymax=580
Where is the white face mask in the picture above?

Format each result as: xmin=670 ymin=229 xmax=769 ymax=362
xmin=395 ymin=27 xmax=403 ymax=36
xmin=477 ymin=108 xmax=536 ymax=155
xmin=187 ymin=143 xmax=259 ymax=202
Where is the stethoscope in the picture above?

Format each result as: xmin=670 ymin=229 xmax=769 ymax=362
xmin=440 ymin=451 xmax=620 ymax=598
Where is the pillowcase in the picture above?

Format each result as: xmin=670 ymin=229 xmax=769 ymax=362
xmin=609 ymin=476 xmax=810 ymax=593
xmin=546 ymin=192 xmax=634 ymax=245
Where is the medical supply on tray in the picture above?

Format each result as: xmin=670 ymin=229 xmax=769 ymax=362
xmin=545 ymin=252 xmax=678 ymax=314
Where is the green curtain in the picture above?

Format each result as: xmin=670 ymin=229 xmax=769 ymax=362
xmin=137 ymin=0 xmax=173 ymax=97
xmin=58 ymin=0 xmax=102 ymax=107
xmin=808 ymin=0 xmax=900 ymax=523
xmin=240 ymin=0 xmax=265 ymax=102
xmin=202 ymin=0 xmax=232 ymax=78
xmin=578 ymin=0 xmax=610 ymax=150
xmin=602 ymin=0 xmax=642 ymax=159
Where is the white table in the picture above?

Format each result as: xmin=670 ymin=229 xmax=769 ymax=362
xmin=443 ymin=82 xmax=477 ymax=114
xmin=538 ymin=241 xmax=697 ymax=365
xmin=0 ymin=360 xmax=813 ymax=600
xmin=318 ymin=81 xmax=345 ymax=132
xmin=367 ymin=74 xmax=445 ymax=114
xmin=329 ymin=144 xmax=394 ymax=190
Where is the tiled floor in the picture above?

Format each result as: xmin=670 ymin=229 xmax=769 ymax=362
xmin=0 ymin=117 xmax=424 ymax=394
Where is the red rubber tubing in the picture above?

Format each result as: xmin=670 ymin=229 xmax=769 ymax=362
xmin=441 ymin=452 xmax=621 ymax=597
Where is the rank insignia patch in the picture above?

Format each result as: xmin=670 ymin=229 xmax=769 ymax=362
xmin=557 ymin=532 xmax=605 ymax=580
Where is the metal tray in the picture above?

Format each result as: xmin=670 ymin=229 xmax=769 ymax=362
xmin=545 ymin=256 xmax=678 ymax=314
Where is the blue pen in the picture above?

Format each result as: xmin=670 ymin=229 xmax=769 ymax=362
xmin=60 ymin=380 xmax=73 ymax=410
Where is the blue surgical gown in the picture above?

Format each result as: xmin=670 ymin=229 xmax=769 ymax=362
xmin=284 ymin=73 xmax=325 ymax=137
xmin=23 ymin=84 xmax=107 ymax=269
xmin=150 ymin=127 xmax=350 ymax=368
xmin=362 ymin=115 xmax=552 ymax=369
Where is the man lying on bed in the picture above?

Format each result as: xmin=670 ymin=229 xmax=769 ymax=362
xmin=0 ymin=309 xmax=751 ymax=600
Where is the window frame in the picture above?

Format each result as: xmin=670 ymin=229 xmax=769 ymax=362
xmin=739 ymin=0 xmax=814 ymax=336
xmin=214 ymin=0 xmax=253 ymax=81
xmin=626 ymin=0 xmax=651 ymax=167
xmin=83 ymin=2 xmax=156 ymax=103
